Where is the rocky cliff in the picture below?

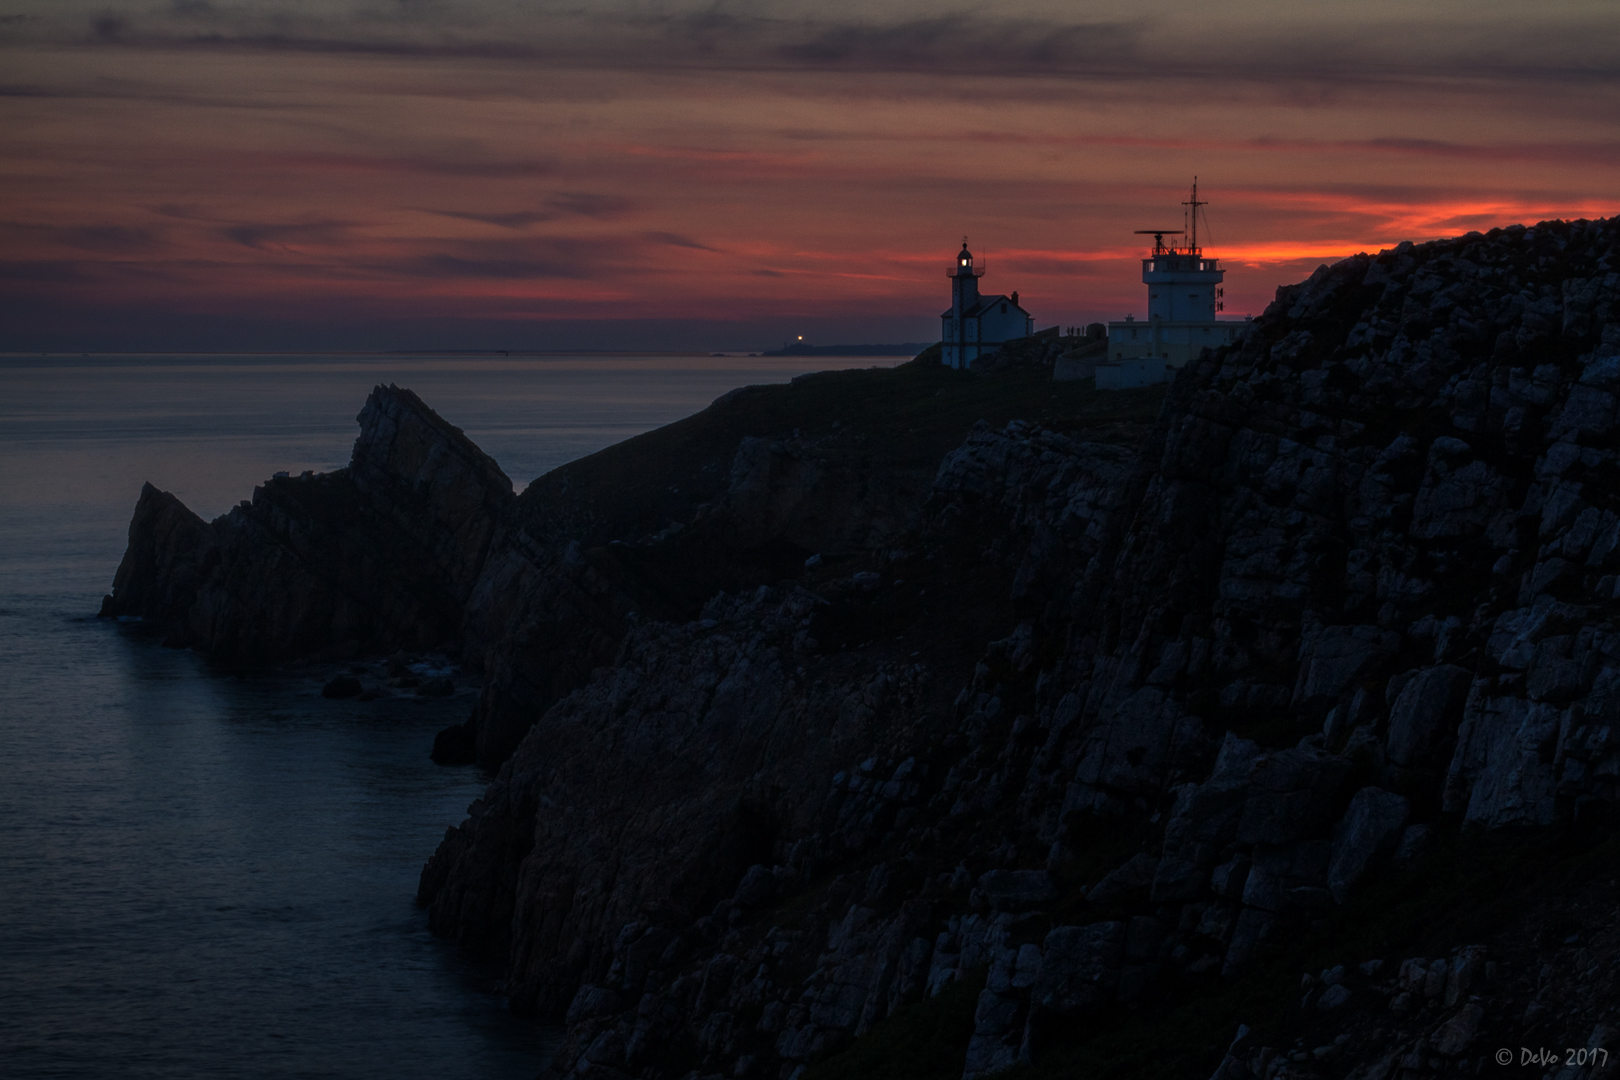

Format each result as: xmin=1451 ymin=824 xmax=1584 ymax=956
xmin=418 ymin=219 xmax=1620 ymax=1080
xmin=109 ymin=219 xmax=1620 ymax=1080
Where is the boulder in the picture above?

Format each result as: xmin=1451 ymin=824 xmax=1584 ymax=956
xmin=565 ymin=984 xmax=622 ymax=1026
xmin=1386 ymin=665 xmax=1472 ymax=766
xmin=417 ymin=676 xmax=455 ymax=698
xmin=1444 ymin=695 xmax=1563 ymax=826
xmin=1028 ymin=922 xmax=1125 ymax=1015
xmin=1393 ymin=823 xmax=1435 ymax=865
xmin=1086 ymin=852 xmax=1159 ymax=905
xmin=732 ymin=864 xmax=777 ymax=908
xmin=1328 ymin=787 xmax=1411 ymax=902
xmin=977 ymin=869 xmax=1058 ymax=912
xmin=1317 ymin=984 xmax=1352 ymax=1009
xmin=1222 ymin=908 xmax=1275 ymax=975
xmin=1241 ymin=841 xmax=1332 ymax=912
xmin=1293 ymin=625 xmax=1400 ymax=709
xmin=1432 ymin=1003 xmax=1484 ymax=1056
xmin=1235 ymin=747 xmax=1353 ymax=845
xmin=961 ymin=988 xmax=1022 ymax=1079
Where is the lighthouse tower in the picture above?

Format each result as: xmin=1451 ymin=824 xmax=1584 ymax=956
xmin=950 ymin=241 xmax=981 ymax=313
xmin=940 ymin=240 xmax=1033 ymax=369
xmin=1100 ymin=179 xmax=1250 ymax=388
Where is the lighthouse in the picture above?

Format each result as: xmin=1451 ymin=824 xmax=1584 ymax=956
xmin=1098 ymin=180 xmax=1250 ymax=388
xmin=940 ymin=240 xmax=1033 ymax=369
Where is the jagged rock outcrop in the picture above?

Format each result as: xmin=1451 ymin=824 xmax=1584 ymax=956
xmin=100 ymin=384 xmax=513 ymax=663
xmin=100 ymin=482 xmax=220 ymax=642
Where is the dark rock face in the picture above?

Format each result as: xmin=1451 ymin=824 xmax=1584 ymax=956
xmin=100 ymin=384 xmax=512 ymax=664
xmin=411 ymin=219 xmax=1620 ymax=1079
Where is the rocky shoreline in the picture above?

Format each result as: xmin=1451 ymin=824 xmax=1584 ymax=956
xmin=104 ymin=218 xmax=1620 ymax=1080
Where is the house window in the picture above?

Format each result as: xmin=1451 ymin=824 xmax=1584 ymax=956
xmin=1000 ymin=303 xmax=1007 ymax=314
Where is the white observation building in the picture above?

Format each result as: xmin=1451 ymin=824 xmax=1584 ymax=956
xmin=941 ymin=241 xmax=1033 ymax=369
xmin=1099 ymin=180 xmax=1250 ymax=389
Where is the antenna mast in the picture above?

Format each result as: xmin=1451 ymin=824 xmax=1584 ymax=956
xmin=1181 ymin=176 xmax=1208 ymax=254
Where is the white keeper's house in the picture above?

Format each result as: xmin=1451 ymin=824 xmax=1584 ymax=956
xmin=940 ymin=241 xmax=1033 ymax=369
xmin=1097 ymin=182 xmax=1252 ymax=389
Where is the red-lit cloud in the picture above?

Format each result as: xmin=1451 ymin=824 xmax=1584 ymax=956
xmin=2 ymin=1 xmax=1618 ymax=350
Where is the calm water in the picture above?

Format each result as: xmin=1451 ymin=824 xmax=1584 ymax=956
xmin=0 ymin=352 xmax=899 ymax=1079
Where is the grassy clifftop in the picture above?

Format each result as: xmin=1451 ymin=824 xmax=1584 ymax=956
xmin=517 ymin=354 xmax=1165 ymax=547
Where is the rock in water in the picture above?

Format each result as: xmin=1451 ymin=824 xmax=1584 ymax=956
xmin=322 ymin=676 xmax=363 ymax=699
xmin=98 ymin=483 xmax=218 ymax=645
xmin=417 ymin=676 xmax=454 ymax=698
xmin=100 ymin=384 xmax=512 ymax=665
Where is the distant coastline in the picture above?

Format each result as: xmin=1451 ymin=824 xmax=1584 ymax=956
xmin=761 ymin=342 xmax=932 ymax=357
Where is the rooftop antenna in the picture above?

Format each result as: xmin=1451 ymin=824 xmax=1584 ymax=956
xmin=1181 ymin=176 xmax=1208 ymax=254
xmin=1133 ymin=229 xmax=1183 ymax=255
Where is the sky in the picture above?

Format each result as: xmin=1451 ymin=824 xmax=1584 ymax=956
xmin=2 ymin=0 xmax=1618 ymax=352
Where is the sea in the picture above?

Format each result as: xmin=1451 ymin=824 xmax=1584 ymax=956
xmin=0 ymin=352 xmax=902 ymax=1080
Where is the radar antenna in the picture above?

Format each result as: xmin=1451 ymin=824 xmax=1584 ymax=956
xmin=1133 ymin=229 xmax=1183 ymax=255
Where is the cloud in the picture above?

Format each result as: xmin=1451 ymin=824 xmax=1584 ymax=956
xmin=402 ymin=253 xmax=573 ymax=280
xmin=14 ymin=2 xmax=1610 ymax=96
xmin=427 ymin=193 xmax=633 ymax=230
xmin=432 ymin=209 xmax=558 ymax=229
xmin=221 ymin=220 xmax=354 ymax=249
xmin=0 ymin=259 xmax=95 ymax=283
xmin=368 ymin=233 xmax=668 ymax=282
xmin=547 ymin=192 xmax=633 ymax=220
xmin=267 ymin=152 xmax=556 ymax=178
xmin=90 ymin=13 xmax=126 ymax=40
xmin=772 ymin=14 xmax=1142 ymax=71
xmin=0 ymin=220 xmax=165 ymax=254
xmin=175 ymin=32 xmax=542 ymax=61
xmin=1003 ymin=255 xmax=1119 ymax=278
xmin=641 ymin=231 xmax=717 ymax=252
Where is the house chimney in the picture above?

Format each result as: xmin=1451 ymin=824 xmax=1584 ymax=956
xmin=1010 ymin=291 xmax=1019 ymax=306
